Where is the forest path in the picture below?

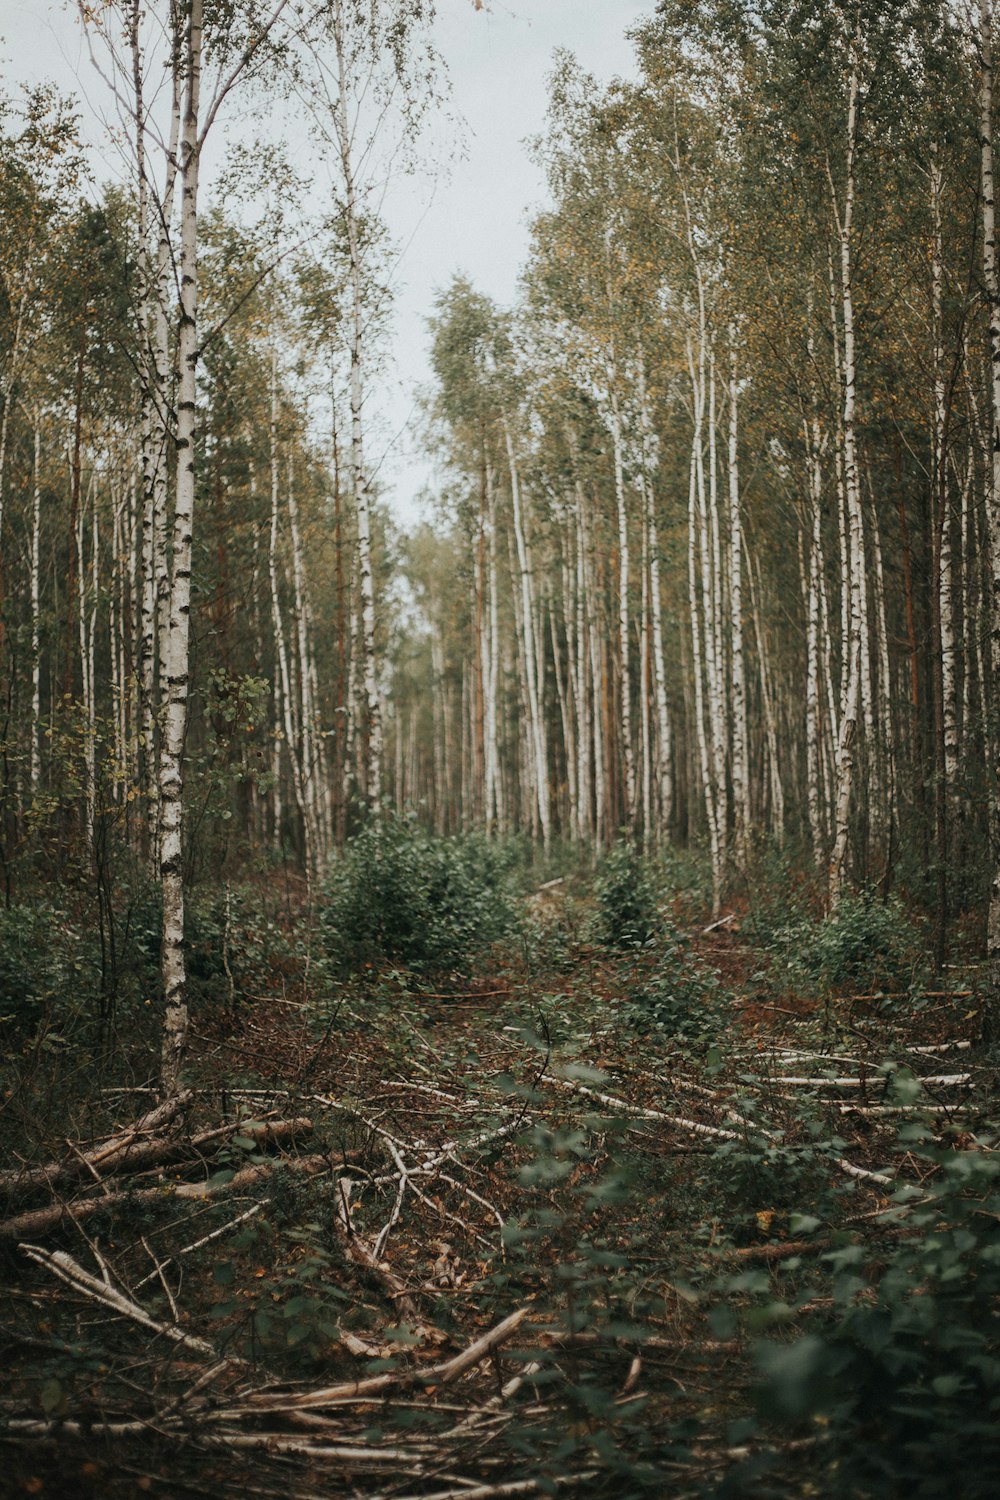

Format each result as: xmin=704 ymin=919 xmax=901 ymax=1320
xmin=0 ymin=910 xmax=986 ymax=1498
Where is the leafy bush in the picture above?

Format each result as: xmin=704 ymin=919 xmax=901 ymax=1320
xmin=772 ymin=890 xmax=925 ymax=995
xmin=742 ymin=843 xmax=816 ymax=948
xmin=752 ymin=1140 xmax=1000 ymax=1498
xmin=0 ymin=903 xmax=81 ymax=1038
xmin=625 ymin=944 xmax=723 ymax=1046
xmin=594 ymin=839 xmax=661 ymax=949
xmin=320 ymin=819 xmax=519 ymax=975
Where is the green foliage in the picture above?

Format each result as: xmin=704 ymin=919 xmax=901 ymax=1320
xmin=624 ymin=944 xmax=724 ymax=1047
xmin=205 ymin=1172 xmax=350 ymax=1370
xmin=594 ymin=839 xmax=662 ymax=950
xmin=742 ymin=843 xmax=816 ymax=947
xmin=119 ymin=881 xmax=305 ymax=1007
xmin=770 ymin=890 xmax=926 ymax=996
xmin=320 ymin=819 xmax=519 ymax=976
xmin=751 ymin=1140 xmax=1000 ymax=1498
xmin=0 ymin=903 xmax=82 ymax=1039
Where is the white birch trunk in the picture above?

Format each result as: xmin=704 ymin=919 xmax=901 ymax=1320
xmin=607 ymin=378 xmax=635 ymax=827
xmin=485 ymin=456 xmax=503 ymax=830
xmin=286 ymin=452 xmax=324 ymax=870
xmin=268 ymin=359 xmax=313 ymax=878
xmin=728 ymin=331 xmax=748 ymax=861
xmin=981 ymin=0 xmax=1000 ymax=959
xmin=639 ymin=492 xmax=652 ymax=840
xmin=688 ymin=395 xmax=722 ymax=915
xmin=159 ymin=0 xmax=201 ymax=1098
xmin=637 ymin=355 xmax=672 ymax=839
xmin=30 ymin=421 xmax=42 ymax=793
xmin=331 ymin=0 xmax=382 ymax=814
xmin=504 ymin=419 xmax=550 ymax=847
xmin=828 ymin=48 xmax=864 ymax=905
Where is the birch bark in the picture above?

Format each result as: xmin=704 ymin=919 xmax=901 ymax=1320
xmin=504 ymin=419 xmax=550 ymax=847
xmin=979 ymin=0 xmax=1000 ymax=959
xmin=728 ymin=331 xmax=748 ymax=862
xmin=330 ymin=0 xmax=382 ymax=814
xmin=159 ymin=0 xmax=202 ymax=1098
xmin=828 ymin=45 xmax=864 ymax=905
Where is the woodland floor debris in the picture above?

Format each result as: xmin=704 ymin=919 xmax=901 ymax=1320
xmin=0 ymin=908 xmax=995 ymax=1498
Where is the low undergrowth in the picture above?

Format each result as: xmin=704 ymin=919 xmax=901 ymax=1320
xmin=0 ymin=846 xmax=993 ymax=1499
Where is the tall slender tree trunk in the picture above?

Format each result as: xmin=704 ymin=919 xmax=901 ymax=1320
xmin=828 ymin=48 xmax=864 ymax=905
xmin=331 ymin=0 xmax=381 ymax=815
xmin=30 ymin=420 xmax=42 ymax=794
xmin=688 ymin=388 xmax=722 ymax=914
xmin=159 ymin=0 xmax=202 ymax=1098
xmin=638 ymin=355 xmax=672 ymax=839
xmin=485 ymin=455 xmax=502 ymax=830
xmin=607 ymin=376 xmax=635 ymax=828
xmin=728 ymin=330 xmax=748 ymax=863
xmin=504 ymin=419 xmax=550 ymax=848
xmin=268 ymin=359 xmax=313 ymax=877
xmin=980 ymin=0 xmax=1000 ymax=960
xmin=804 ymin=477 xmax=824 ymax=868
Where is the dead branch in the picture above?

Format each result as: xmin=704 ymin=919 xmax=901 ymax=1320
xmin=0 ymin=1150 xmax=336 ymax=1241
xmin=380 ymin=1471 xmax=598 ymax=1500
xmin=333 ymin=1174 xmax=421 ymax=1321
xmin=18 ymin=1243 xmax=221 ymax=1359
xmin=547 ymin=1076 xmax=745 ymax=1142
xmin=0 ymin=1091 xmax=194 ymax=1198
xmin=0 ymin=1115 xmax=312 ymax=1213
xmin=228 ymin=1307 xmax=528 ymax=1415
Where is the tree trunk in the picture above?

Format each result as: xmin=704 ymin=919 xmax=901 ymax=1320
xmin=159 ymin=0 xmax=202 ymax=1099
xmin=331 ymin=0 xmax=382 ymax=815
xmin=980 ymin=0 xmax=1000 ymax=960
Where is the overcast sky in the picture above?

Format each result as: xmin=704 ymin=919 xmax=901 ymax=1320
xmin=1 ymin=0 xmax=648 ymax=523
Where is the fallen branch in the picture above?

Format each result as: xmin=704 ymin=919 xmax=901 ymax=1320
xmin=0 ymin=1092 xmax=194 ymax=1198
xmin=382 ymin=1471 xmax=598 ymax=1500
xmin=547 ymin=1076 xmax=744 ymax=1142
xmin=443 ymin=1359 xmax=544 ymax=1438
xmin=774 ymin=1074 xmax=969 ymax=1088
xmin=230 ymin=1307 xmax=528 ymax=1415
xmin=333 ymin=1174 xmax=421 ymax=1321
xmin=724 ymin=1238 xmax=833 ymax=1263
xmin=0 ymin=1115 xmax=311 ymax=1214
xmin=835 ymin=1157 xmax=896 ymax=1189
xmin=19 ymin=1244 xmax=221 ymax=1359
xmin=0 ymin=1150 xmax=335 ymax=1240
xmin=133 ymin=1202 xmax=266 ymax=1292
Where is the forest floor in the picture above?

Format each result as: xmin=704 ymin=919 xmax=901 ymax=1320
xmin=0 ymin=874 xmax=994 ymax=1499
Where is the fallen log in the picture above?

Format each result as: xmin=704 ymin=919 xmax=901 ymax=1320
xmin=19 ymin=1243 xmax=220 ymax=1359
xmin=228 ymin=1306 xmax=528 ymax=1415
xmin=0 ymin=1145 xmax=331 ymax=1241
xmin=0 ymin=1091 xmax=194 ymax=1199
xmin=0 ymin=1114 xmax=310 ymax=1212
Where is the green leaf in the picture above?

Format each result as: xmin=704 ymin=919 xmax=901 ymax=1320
xmin=40 ymin=1379 xmax=64 ymax=1415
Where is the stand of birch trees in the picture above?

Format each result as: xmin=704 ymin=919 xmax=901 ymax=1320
xmin=3 ymin=0 xmax=1000 ymax=1092
xmin=395 ymin=0 xmax=1000 ymax=942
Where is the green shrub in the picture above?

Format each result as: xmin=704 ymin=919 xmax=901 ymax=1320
xmin=625 ymin=944 xmax=723 ymax=1046
xmin=0 ymin=903 xmax=78 ymax=1038
xmin=743 ymin=844 xmax=816 ymax=948
xmin=594 ymin=839 xmax=661 ymax=949
xmin=320 ymin=819 xmax=519 ymax=975
xmin=752 ymin=1141 xmax=1000 ymax=1498
xmin=100 ymin=881 xmax=303 ymax=1011
xmin=772 ymin=890 xmax=925 ymax=995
